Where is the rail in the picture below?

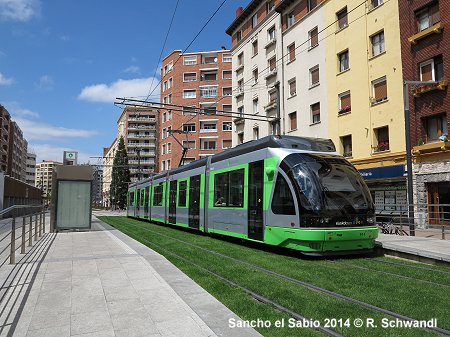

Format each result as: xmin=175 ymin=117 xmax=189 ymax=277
xmin=0 ymin=204 xmax=47 ymax=265
xmin=375 ymin=203 xmax=450 ymax=239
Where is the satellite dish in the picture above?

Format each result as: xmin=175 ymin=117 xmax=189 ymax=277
xmin=214 ymin=57 xmax=218 ymax=63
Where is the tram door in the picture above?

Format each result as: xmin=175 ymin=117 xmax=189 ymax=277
xmin=169 ymin=180 xmax=177 ymax=224
xmin=248 ymin=161 xmax=264 ymax=241
xmin=144 ymin=187 xmax=149 ymax=218
xmin=188 ymin=175 xmax=200 ymax=229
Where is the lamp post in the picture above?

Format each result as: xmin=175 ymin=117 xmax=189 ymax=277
xmin=403 ymin=80 xmax=437 ymax=236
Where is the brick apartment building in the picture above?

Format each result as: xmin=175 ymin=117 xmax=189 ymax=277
xmin=7 ymin=121 xmax=27 ymax=181
xmin=159 ymin=49 xmax=233 ymax=170
xmin=399 ymin=0 xmax=450 ymax=223
xmin=0 ymin=105 xmax=11 ymax=173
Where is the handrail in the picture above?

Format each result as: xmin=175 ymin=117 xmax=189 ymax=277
xmin=0 ymin=204 xmax=42 ymax=217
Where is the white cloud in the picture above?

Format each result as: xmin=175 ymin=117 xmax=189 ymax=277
xmin=0 ymin=0 xmax=41 ymax=22
xmin=123 ymin=65 xmax=140 ymax=74
xmin=78 ymin=77 xmax=159 ymax=103
xmin=6 ymin=102 xmax=39 ymax=117
xmin=35 ymin=74 xmax=54 ymax=90
xmin=32 ymin=143 xmax=98 ymax=164
xmin=0 ymin=72 xmax=14 ymax=85
xmin=14 ymin=117 xmax=98 ymax=141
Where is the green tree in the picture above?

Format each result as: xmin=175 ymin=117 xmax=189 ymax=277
xmin=110 ymin=136 xmax=130 ymax=209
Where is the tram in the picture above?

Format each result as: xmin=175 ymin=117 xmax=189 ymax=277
xmin=127 ymin=135 xmax=378 ymax=255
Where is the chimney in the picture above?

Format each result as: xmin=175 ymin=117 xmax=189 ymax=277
xmin=236 ymin=6 xmax=243 ymax=18
xmin=221 ymin=46 xmax=226 ymax=50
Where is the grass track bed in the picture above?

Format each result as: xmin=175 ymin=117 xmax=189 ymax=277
xmin=100 ymin=216 xmax=449 ymax=337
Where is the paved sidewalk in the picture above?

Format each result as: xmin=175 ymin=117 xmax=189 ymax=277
xmin=376 ymin=234 xmax=450 ymax=263
xmin=0 ymin=216 xmax=261 ymax=337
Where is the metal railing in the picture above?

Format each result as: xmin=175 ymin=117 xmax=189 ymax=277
xmin=0 ymin=204 xmax=46 ymax=265
xmin=375 ymin=203 xmax=450 ymax=239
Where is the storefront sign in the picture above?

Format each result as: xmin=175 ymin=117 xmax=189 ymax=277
xmin=359 ymin=165 xmax=406 ymax=180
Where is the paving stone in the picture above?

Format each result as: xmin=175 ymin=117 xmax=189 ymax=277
xmin=25 ymin=325 xmax=71 ymax=337
xmin=70 ymin=310 xmax=113 ymax=336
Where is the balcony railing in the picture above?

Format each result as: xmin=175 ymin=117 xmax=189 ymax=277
xmin=200 ymin=128 xmax=217 ymax=133
xmin=128 ymin=117 xmax=156 ymax=122
xmin=265 ymin=68 xmax=277 ymax=80
xmin=408 ymin=22 xmax=444 ymax=44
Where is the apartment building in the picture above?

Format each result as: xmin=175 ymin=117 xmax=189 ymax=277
xmin=7 ymin=122 xmax=27 ymax=181
xmin=398 ymin=0 xmax=450 ymax=223
xmin=102 ymin=139 xmax=117 ymax=207
xmin=0 ymin=105 xmax=11 ymax=173
xmin=159 ymin=49 xmax=232 ymax=170
xmin=35 ymin=160 xmax=62 ymax=198
xmin=26 ymin=152 xmax=36 ymax=186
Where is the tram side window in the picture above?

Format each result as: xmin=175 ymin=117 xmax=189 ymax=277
xmin=178 ymin=181 xmax=187 ymax=207
xmin=140 ymin=189 xmax=145 ymax=206
xmin=153 ymin=185 xmax=163 ymax=206
xmin=272 ymin=174 xmax=296 ymax=215
xmin=129 ymin=192 xmax=135 ymax=206
xmin=136 ymin=190 xmax=141 ymax=207
xmin=214 ymin=169 xmax=244 ymax=207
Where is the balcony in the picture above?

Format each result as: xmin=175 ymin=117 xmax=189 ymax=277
xmin=128 ymin=133 xmax=155 ymax=139
xmin=264 ymin=37 xmax=276 ymax=49
xmin=265 ymin=68 xmax=277 ymax=80
xmin=128 ymin=125 xmax=156 ymax=130
xmin=235 ymin=64 xmax=244 ymax=72
xmin=128 ymin=117 xmax=156 ymax=123
xmin=264 ymin=100 xmax=277 ymax=111
xmin=129 ymin=159 xmax=155 ymax=165
xmin=235 ymin=88 xmax=244 ymax=98
xmin=411 ymin=80 xmax=448 ymax=97
xmin=408 ymin=22 xmax=444 ymax=44
xmin=200 ymin=128 xmax=217 ymax=133
xmin=127 ymin=143 xmax=155 ymax=148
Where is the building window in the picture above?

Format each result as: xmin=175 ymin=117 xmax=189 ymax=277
xmin=167 ymin=143 xmax=171 ymax=154
xmin=182 ymin=140 xmax=196 ymax=149
xmin=201 ymin=71 xmax=217 ymax=81
xmin=200 ymin=121 xmax=217 ymax=132
xmin=309 ymin=27 xmax=319 ymax=48
xmin=238 ymin=133 xmax=244 ymax=144
xmin=341 ymin=135 xmax=352 ymax=157
xmin=311 ymin=102 xmax=320 ymax=124
xmin=372 ymin=76 xmax=387 ymax=103
xmin=238 ymin=106 xmax=244 ymax=118
xmin=253 ymin=127 xmax=259 ymax=140
xmin=287 ymin=11 xmax=295 ymax=28
xmin=371 ymin=31 xmax=385 ymax=57
xmin=183 ymin=123 xmax=196 ymax=133
xmin=163 ymin=62 xmax=173 ymax=75
xmin=252 ymin=40 xmax=258 ymax=56
xmin=252 ymin=13 xmax=258 ymax=28
xmin=202 ymin=104 xmax=217 ymax=115
xmin=415 ymin=2 xmax=440 ymax=32
xmin=184 ymin=56 xmax=197 ymax=65
xmin=200 ymin=86 xmax=217 ymax=98
xmin=289 ymin=78 xmax=296 ymax=97
xmin=338 ymin=91 xmax=351 ymax=114
xmin=162 ymin=144 xmax=166 ymax=155
xmin=222 ymin=53 xmax=232 ymax=62
xmin=424 ymin=114 xmax=448 ymax=142
xmin=203 ymin=54 xmax=218 ymax=64
xmin=337 ymin=7 xmax=348 ymax=30
xmin=162 ymin=112 xmax=167 ymax=123
xmin=223 ymin=87 xmax=232 ymax=96
xmin=267 ymin=0 xmax=275 ymax=12
xmin=268 ymin=56 xmax=276 ymax=71
xmin=268 ymin=26 xmax=276 ymax=41
xmin=167 ymin=94 xmax=172 ymax=103
xmin=163 ymin=81 xmax=168 ymax=91
xmin=213 ymin=169 xmax=244 ymax=208
xmin=237 ymin=79 xmax=244 ymax=94
xmin=236 ymin=30 xmax=242 ymax=42
xmin=420 ymin=55 xmax=443 ymax=81
xmin=287 ymin=43 xmax=295 ymax=62
xmin=183 ymin=106 xmax=197 ymax=116
xmin=167 ymin=111 xmax=172 ymax=121
xmin=338 ymin=50 xmax=349 ymax=72
xmin=183 ymin=72 xmax=197 ymax=82
xmin=269 ymin=90 xmax=277 ymax=104
xmin=201 ymin=140 xmax=217 ymax=150
xmin=310 ymin=65 xmax=319 ymax=87
xmin=223 ymin=70 xmax=232 ymax=79
xmin=308 ymin=0 xmax=317 ymax=11
xmin=162 ymin=128 xmax=166 ymax=139
xmin=289 ymin=111 xmax=297 ymax=131
xmin=223 ymin=105 xmax=232 ymax=113
xmin=370 ymin=0 xmax=383 ymax=10
xmin=183 ymin=89 xmax=196 ymax=99
xmin=253 ymin=68 xmax=258 ymax=84
xmin=222 ymin=139 xmax=232 ymax=149
xmin=223 ymin=122 xmax=232 ymax=131
xmin=374 ymin=126 xmax=389 ymax=152
xmin=238 ymin=52 xmax=244 ymax=67
xmin=253 ymin=98 xmax=259 ymax=114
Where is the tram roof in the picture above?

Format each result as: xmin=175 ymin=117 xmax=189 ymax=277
xmin=130 ymin=135 xmax=335 ymax=187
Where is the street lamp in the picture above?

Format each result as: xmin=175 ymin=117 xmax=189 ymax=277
xmin=403 ymin=80 xmax=437 ymax=236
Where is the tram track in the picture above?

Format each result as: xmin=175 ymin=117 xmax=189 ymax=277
xmin=364 ymin=258 xmax=450 ymax=275
xmin=123 ymin=220 xmax=450 ymax=337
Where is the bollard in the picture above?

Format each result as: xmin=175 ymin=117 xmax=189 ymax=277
xmin=29 ymin=214 xmax=32 ymax=247
xmin=443 ymin=226 xmax=445 ymax=240
xmin=10 ymin=217 xmax=16 ymax=265
xmin=34 ymin=213 xmax=38 ymax=241
xmin=21 ymin=216 xmax=26 ymax=254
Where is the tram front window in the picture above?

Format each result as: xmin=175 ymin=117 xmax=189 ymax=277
xmin=283 ymin=154 xmax=374 ymax=227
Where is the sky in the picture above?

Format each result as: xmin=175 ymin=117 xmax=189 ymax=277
xmin=0 ymin=0 xmax=242 ymax=164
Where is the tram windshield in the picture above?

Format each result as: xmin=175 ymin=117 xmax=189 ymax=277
xmin=282 ymin=154 xmax=374 ymax=225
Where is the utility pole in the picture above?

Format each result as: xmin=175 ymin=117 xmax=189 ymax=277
xmin=403 ymin=80 xmax=437 ymax=236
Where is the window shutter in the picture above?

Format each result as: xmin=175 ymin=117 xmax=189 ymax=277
xmin=290 ymin=112 xmax=297 ymax=131
xmin=310 ymin=28 xmax=318 ymax=46
xmin=289 ymin=81 xmax=296 ymax=95
xmin=374 ymin=80 xmax=387 ymax=101
xmin=311 ymin=68 xmax=319 ymax=84
xmin=338 ymin=10 xmax=347 ymax=28
xmin=289 ymin=44 xmax=295 ymax=61
xmin=341 ymin=93 xmax=351 ymax=108
xmin=421 ymin=63 xmax=433 ymax=81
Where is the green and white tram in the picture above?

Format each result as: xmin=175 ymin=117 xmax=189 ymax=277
xmin=127 ymin=135 xmax=378 ymax=255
